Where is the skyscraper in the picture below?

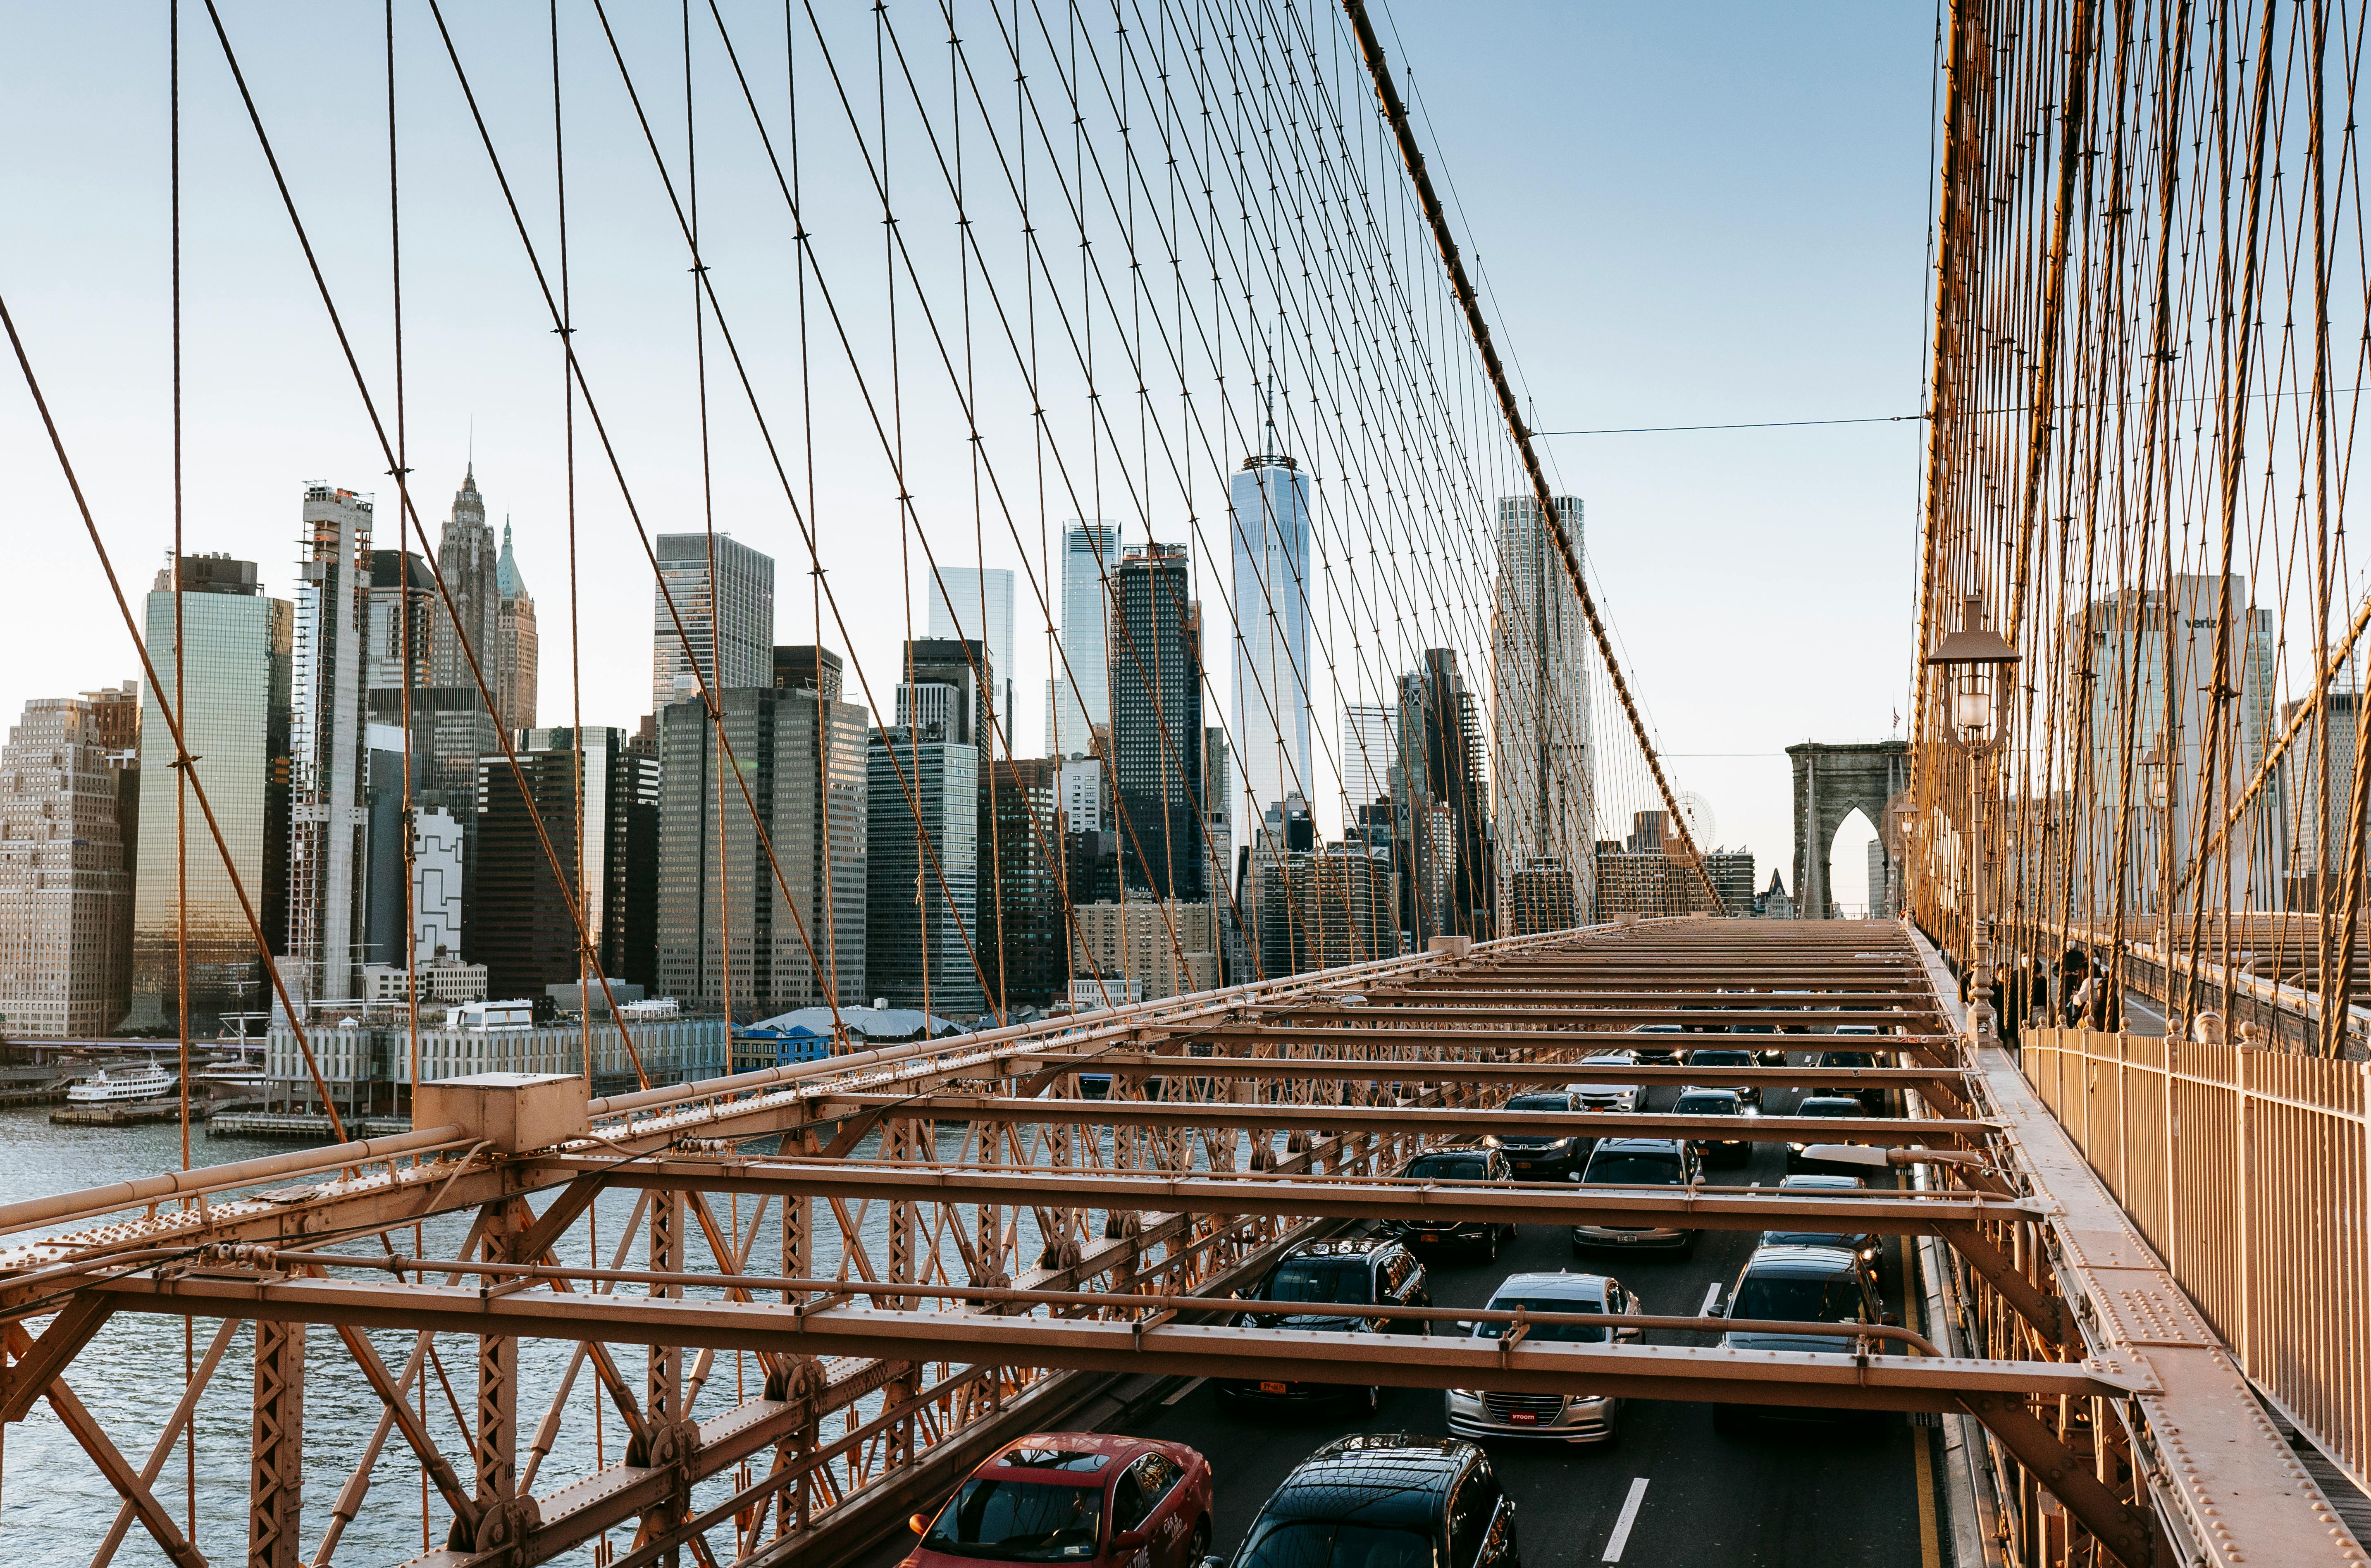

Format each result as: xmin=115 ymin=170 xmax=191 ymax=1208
xmin=982 ymin=755 xmax=1065 ymax=1011
xmin=364 ymin=549 xmax=435 ymax=693
xmin=1397 ymin=649 xmax=1492 ymax=940
xmin=1491 ymin=494 xmax=1594 ymax=931
xmin=928 ymin=567 xmax=1016 ymax=744
xmin=774 ymin=644 xmax=844 ymax=702
xmin=1230 ymin=454 xmax=1314 ymax=816
xmin=495 ymin=520 xmax=537 ymax=733
xmin=0 ymin=693 xmax=138 ymax=1036
xmin=899 ymin=638 xmax=996 ymax=779
xmin=658 ymin=685 xmax=868 ymax=1017
xmin=361 ymin=545 xmax=496 ymax=965
xmin=2278 ymin=686 xmax=2363 ymax=909
xmin=431 ymin=467 xmax=499 ymax=692
xmin=287 ymin=484 xmax=374 ymax=1005
xmin=1110 ymin=542 xmax=1205 ymax=899
xmin=125 ymin=554 xmax=293 ymax=1031
xmin=1341 ymin=704 xmax=1397 ymax=817
xmin=867 ymin=721 xmax=983 ymax=1017
xmin=2067 ymin=575 xmax=2280 ymax=916
xmin=652 ymin=533 xmax=775 ymax=714
xmin=476 ymin=728 xmax=659 ymax=1001
xmin=1047 ymin=521 xmax=1119 ymax=758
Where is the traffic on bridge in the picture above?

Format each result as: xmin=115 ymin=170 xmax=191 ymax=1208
xmin=4 ymin=3 xmax=2371 ymax=1568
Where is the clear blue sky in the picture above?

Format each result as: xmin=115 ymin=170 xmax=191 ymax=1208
xmin=0 ymin=1 xmax=1937 ymax=902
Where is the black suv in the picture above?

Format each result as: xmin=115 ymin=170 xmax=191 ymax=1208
xmin=1224 ymin=1434 xmax=1520 ymax=1568
xmin=1391 ymin=1146 xmax=1520 ymax=1258
xmin=1814 ymin=1049 xmax=1887 ymax=1111
xmin=1488 ymin=1093 xmax=1591 ymax=1182
xmin=1217 ymin=1238 xmax=1431 ymax=1413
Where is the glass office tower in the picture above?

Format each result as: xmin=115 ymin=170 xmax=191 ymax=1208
xmin=124 ymin=555 xmax=293 ymax=1032
xmin=1229 ymin=455 xmax=1314 ymax=819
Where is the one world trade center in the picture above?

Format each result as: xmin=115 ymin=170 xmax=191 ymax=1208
xmin=1229 ymin=452 xmax=1314 ymax=817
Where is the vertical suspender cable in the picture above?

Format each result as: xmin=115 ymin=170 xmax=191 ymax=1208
xmin=1338 ymin=0 xmax=1720 ymax=913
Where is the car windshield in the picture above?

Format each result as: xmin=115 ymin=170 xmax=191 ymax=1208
xmin=1586 ymin=1153 xmax=1683 ymax=1185
xmin=1729 ymin=1024 xmax=1776 ymax=1035
xmin=1264 ymin=1257 xmax=1375 ymax=1306
xmin=1732 ymin=1274 xmax=1866 ymax=1323
xmin=1474 ymin=1294 xmax=1608 ymax=1343
xmin=1687 ymin=1050 xmax=1752 ymax=1067
xmin=1821 ymin=1052 xmax=1877 ymax=1069
xmin=1405 ymin=1155 xmax=1490 ymax=1181
xmin=1674 ymin=1095 xmax=1737 ymax=1115
xmin=924 ymin=1479 xmax=1105 ymax=1562
xmin=1238 ymin=1520 xmax=1438 ymax=1568
xmin=1800 ymin=1100 xmax=1860 ymax=1118
xmin=1504 ymin=1094 xmax=1570 ymax=1112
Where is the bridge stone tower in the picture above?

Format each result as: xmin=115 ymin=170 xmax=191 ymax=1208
xmin=1787 ymin=740 xmax=1908 ymax=919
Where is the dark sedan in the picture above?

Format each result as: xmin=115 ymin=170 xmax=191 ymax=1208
xmin=1673 ymin=1087 xmax=1756 ymax=1166
xmin=1682 ymin=1046 xmax=1761 ymax=1106
xmin=1785 ymin=1095 xmax=1874 ymax=1172
xmin=1490 ymin=1092 xmax=1591 ymax=1181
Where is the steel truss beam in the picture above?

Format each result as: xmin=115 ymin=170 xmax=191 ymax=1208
xmin=1019 ymin=1054 xmax=1955 ymax=1089
xmin=1157 ymin=1024 xmax=1958 ymax=1049
xmin=1236 ymin=1005 xmax=1942 ymax=1026
xmin=0 ymin=1320 xmax=204 ymax=1568
xmin=804 ymin=1093 xmax=1989 ymax=1145
xmin=95 ymin=1273 xmax=2132 ymax=1412
xmin=530 ymin=1153 xmax=2039 ymax=1235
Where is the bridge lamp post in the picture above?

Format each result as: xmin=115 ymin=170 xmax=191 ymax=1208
xmin=1926 ymin=595 xmax=2019 ymax=1052
xmin=2139 ymin=742 xmax=2172 ymax=916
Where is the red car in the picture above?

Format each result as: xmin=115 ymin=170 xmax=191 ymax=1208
xmin=905 ymin=1432 xmax=1214 ymax=1568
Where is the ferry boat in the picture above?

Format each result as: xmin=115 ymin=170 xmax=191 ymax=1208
xmin=66 ymin=1061 xmax=179 ymax=1105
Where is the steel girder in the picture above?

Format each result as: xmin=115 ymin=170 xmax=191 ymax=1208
xmin=94 ymin=1273 xmax=2132 ymax=1412
xmin=802 ymin=1092 xmax=1990 ymax=1144
xmin=529 ymin=1152 xmax=2037 ymax=1234
xmin=1016 ymin=1053 xmax=1956 ymax=1089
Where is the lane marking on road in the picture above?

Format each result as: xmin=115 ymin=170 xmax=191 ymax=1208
xmin=1913 ymin=1422 xmax=1942 ymax=1568
xmin=1697 ymin=1282 xmax=1722 ymax=1317
xmin=1601 ymin=1477 xmax=1649 ymax=1561
xmin=1160 ymin=1377 xmax=1206 ymax=1406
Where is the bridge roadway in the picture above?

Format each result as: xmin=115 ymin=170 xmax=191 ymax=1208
xmin=0 ymin=918 xmax=2354 ymax=1568
xmin=852 ymin=1074 xmax=1936 ymax=1568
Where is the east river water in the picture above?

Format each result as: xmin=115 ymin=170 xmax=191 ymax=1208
xmin=0 ymin=1106 xmax=980 ymax=1568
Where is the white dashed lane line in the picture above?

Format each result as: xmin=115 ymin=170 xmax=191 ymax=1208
xmin=1160 ymin=1377 xmax=1205 ymax=1406
xmin=1602 ymin=1477 xmax=1650 ymax=1562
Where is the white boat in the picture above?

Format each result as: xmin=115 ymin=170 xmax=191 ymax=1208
xmin=67 ymin=1062 xmax=179 ymax=1105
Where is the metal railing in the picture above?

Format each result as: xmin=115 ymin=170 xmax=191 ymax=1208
xmin=2021 ymin=1026 xmax=2371 ymax=1494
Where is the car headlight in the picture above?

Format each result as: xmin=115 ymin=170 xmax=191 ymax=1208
xmin=1859 ymin=1244 xmax=1879 ymax=1259
xmin=1788 ymin=1141 xmax=1808 ymax=1153
xmin=1449 ymin=1388 xmax=1483 ymax=1401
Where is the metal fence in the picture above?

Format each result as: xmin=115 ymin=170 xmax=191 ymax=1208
xmin=2021 ymin=1026 xmax=2371 ymax=1492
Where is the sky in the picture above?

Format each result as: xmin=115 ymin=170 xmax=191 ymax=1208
xmin=0 ymin=1 xmax=1937 ymax=909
